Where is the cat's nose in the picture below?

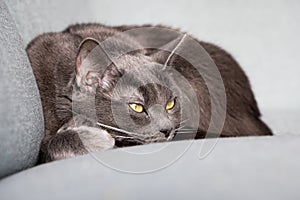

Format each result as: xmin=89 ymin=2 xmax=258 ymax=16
xmin=160 ymin=128 xmax=172 ymax=138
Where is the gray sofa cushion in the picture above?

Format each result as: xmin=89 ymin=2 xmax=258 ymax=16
xmin=0 ymin=136 xmax=299 ymax=200
xmin=0 ymin=0 xmax=44 ymax=178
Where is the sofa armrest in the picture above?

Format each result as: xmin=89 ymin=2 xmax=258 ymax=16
xmin=0 ymin=0 xmax=44 ymax=178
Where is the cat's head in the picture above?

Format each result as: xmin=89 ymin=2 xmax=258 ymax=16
xmin=73 ymin=38 xmax=189 ymax=146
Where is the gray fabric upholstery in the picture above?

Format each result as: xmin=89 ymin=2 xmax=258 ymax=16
xmin=5 ymin=0 xmax=96 ymax=45
xmin=0 ymin=0 xmax=44 ymax=178
xmin=0 ymin=136 xmax=299 ymax=200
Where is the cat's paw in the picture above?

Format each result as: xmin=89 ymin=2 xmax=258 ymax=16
xmin=40 ymin=129 xmax=88 ymax=162
xmin=71 ymin=126 xmax=115 ymax=152
xmin=40 ymin=127 xmax=115 ymax=163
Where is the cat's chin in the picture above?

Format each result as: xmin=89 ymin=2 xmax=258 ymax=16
xmin=114 ymin=131 xmax=176 ymax=147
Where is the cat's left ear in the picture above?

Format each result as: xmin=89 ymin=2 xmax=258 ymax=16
xmin=75 ymin=38 xmax=102 ymax=93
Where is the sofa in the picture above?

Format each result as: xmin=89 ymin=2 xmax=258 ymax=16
xmin=0 ymin=0 xmax=299 ymax=199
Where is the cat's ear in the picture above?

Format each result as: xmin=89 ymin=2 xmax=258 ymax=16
xmin=150 ymin=34 xmax=187 ymax=69
xmin=150 ymin=47 xmax=180 ymax=69
xmin=150 ymin=50 xmax=171 ymax=65
xmin=98 ymin=64 xmax=124 ymax=94
xmin=75 ymin=37 xmax=123 ymax=94
xmin=75 ymin=38 xmax=102 ymax=93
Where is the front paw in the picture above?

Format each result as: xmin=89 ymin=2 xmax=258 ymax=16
xmin=71 ymin=126 xmax=115 ymax=152
xmin=39 ymin=127 xmax=115 ymax=163
xmin=40 ymin=130 xmax=88 ymax=163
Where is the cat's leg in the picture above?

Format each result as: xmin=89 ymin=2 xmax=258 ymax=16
xmin=39 ymin=126 xmax=115 ymax=163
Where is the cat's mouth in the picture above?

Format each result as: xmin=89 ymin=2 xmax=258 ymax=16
xmin=96 ymin=120 xmax=198 ymax=147
xmin=96 ymin=121 xmax=177 ymax=146
xmin=114 ymin=131 xmax=176 ymax=146
xmin=113 ymin=130 xmax=176 ymax=146
xmin=143 ymin=130 xmax=176 ymax=143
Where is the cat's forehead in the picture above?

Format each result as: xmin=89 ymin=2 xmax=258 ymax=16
xmin=136 ymin=83 xmax=175 ymax=104
xmin=117 ymin=71 xmax=177 ymax=105
xmin=114 ymin=53 xmax=153 ymax=69
xmin=109 ymin=53 xmax=178 ymax=103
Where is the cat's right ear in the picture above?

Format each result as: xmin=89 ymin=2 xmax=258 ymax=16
xmin=75 ymin=38 xmax=102 ymax=93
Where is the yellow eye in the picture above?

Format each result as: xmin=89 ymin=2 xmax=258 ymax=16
xmin=166 ymin=99 xmax=175 ymax=110
xmin=129 ymin=103 xmax=144 ymax=113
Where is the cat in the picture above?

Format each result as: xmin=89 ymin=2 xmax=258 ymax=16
xmin=26 ymin=23 xmax=272 ymax=163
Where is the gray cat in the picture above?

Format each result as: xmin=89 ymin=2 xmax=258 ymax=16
xmin=26 ymin=23 xmax=272 ymax=163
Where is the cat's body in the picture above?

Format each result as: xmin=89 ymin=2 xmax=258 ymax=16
xmin=26 ymin=23 xmax=272 ymax=163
